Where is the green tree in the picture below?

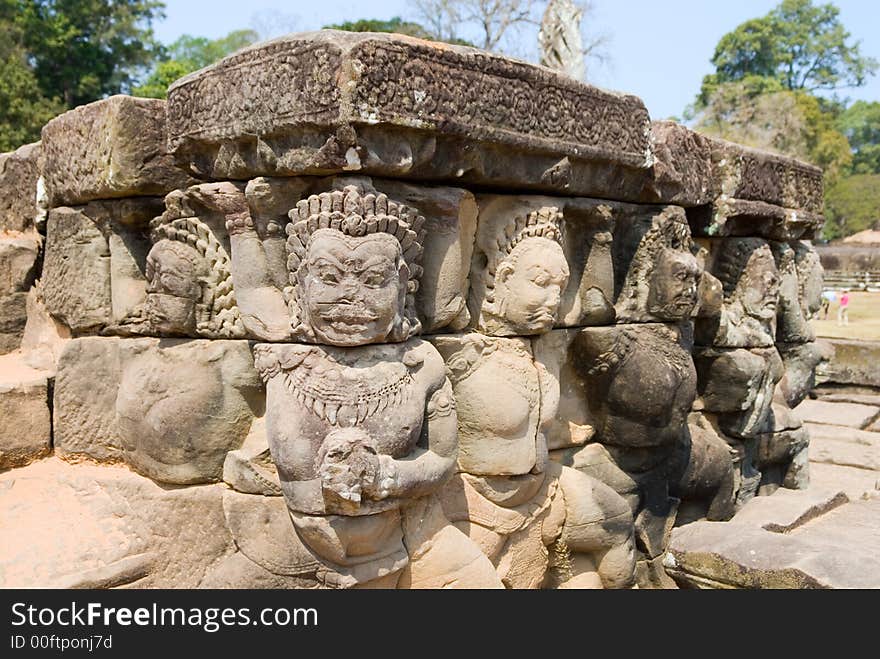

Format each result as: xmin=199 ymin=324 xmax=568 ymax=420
xmin=15 ymin=0 xmax=166 ymax=107
xmin=133 ymin=29 xmax=258 ymax=99
xmin=0 ymin=0 xmax=65 ymax=150
xmin=691 ymin=78 xmax=852 ymax=182
xmin=699 ymin=0 xmax=877 ymax=105
xmin=823 ymin=173 xmax=880 ymax=240
xmin=837 ymin=101 xmax=880 ymax=175
xmin=323 ymin=16 xmax=474 ymax=47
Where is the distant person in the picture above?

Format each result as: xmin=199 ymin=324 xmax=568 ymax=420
xmin=821 ymin=290 xmax=836 ymax=320
xmin=838 ymin=290 xmax=850 ymax=326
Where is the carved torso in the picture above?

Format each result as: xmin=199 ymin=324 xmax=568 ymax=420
xmin=443 ymin=336 xmax=540 ymax=476
xmin=255 ymin=338 xmax=443 ymax=515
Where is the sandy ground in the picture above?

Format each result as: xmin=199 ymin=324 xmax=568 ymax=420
xmin=812 ymin=291 xmax=880 ymax=340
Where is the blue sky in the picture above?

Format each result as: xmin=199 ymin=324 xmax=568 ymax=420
xmin=154 ymin=0 xmax=880 ymax=121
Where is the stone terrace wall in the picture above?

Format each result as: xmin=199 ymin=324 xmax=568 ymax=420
xmin=0 ymin=30 xmax=828 ymax=589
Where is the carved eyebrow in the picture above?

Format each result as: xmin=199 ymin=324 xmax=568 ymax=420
xmin=309 ymin=256 xmax=345 ymax=270
xmin=358 ymin=255 xmax=396 ymax=270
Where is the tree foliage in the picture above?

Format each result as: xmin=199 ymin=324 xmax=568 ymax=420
xmin=823 ymin=174 xmax=880 ymax=240
xmin=699 ymin=0 xmax=877 ymax=104
xmin=836 ymin=101 xmax=880 ymax=175
xmin=15 ymin=0 xmax=166 ymax=107
xmin=133 ymin=29 xmax=258 ymax=99
xmin=323 ymin=16 xmax=474 ymax=46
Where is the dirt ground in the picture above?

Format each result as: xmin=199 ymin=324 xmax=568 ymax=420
xmin=812 ymin=291 xmax=880 ymax=340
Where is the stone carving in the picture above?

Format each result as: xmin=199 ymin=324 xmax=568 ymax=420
xmin=471 ymin=195 xmax=619 ymax=331
xmin=228 ymin=184 xmax=426 ymax=345
xmin=250 ymin=186 xmax=500 ymax=587
xmin=433 ymin=334 xmax=636 ymax=589
xmin=614 ymin=206 xmax=703 ymax=323
xmin=696 ymin=238 xmax=781 ymax=348
xmin=773 ymin=240 xmax=823 ymax=344
xmin=53 ymin=337 xmax=261 ymax=485
xmin=166 ymin=31 xmax=652 ymax=200
xmin=473 ymin=207 xmax=568 ymax=337
xmin=0 ymin=142 xmax=42 ymax=233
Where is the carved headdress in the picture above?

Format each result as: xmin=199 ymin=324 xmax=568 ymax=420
xmin=615 ymin=206 xmax=696 ymax=321
xmin=284 ymin=185 xmax=426 ymax=341
xmin=714 ymin=237 xmax=775 ymax=301
xmin=147 ymin=215 xmax=244 ymax=338
xmin=481 ymin=206 xmax=565 ymax=314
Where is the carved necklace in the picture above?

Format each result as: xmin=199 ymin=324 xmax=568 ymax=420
xmin=281 ymin=350 xmax=416 ymax=427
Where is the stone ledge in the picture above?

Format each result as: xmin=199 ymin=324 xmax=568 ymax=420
xmin=167 ymin=30 xmax=653 ymax=200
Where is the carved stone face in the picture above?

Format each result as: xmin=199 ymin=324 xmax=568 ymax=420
xmin=299 ymin=230 xmax=406 ymax=346
xmin=799 ymin=254 xmax=824 ymax=317
xmin=647 ymin=248 xmax=701 ymax=321
xmin=738 ymin=248 xmax=780 ymax=322
xmin=494 ymin=237 xmax=569 ymax=334
xmin=145 ymin=240 xmax=202 ymax=335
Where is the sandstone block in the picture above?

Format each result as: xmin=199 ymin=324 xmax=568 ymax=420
xmin=794 ymin=399 xmax=880 ymax=429
xmin=0 ymin=232 xmax=40 ymax=295
xmin=0 ymin=355 xmax=51 ymax=470
xmin=41 ymin=96 xmax=192 ymax=206
xmin=0 ymin=292 xmax=28 ymax=354
xmin=167 ymin=31 xmax=652 ymax=200
xmin=730 ymin=487 xmax=849 ymax=532
xmin=0 ymin=459 xmax=233 ymax=588
xmin=821 ymin=338 xmax=880 ymax=388
xmin=54 ymin=336 xmax=262 ymax=483
xmin=0 ymin=142 xmax=41 ymax=232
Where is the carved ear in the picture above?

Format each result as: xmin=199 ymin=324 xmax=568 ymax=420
xmin=496 ymin=259 xmax=515 ymax=285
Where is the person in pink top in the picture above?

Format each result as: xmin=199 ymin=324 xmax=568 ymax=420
xmin=838 ymin=290 xmax=850 ymax=326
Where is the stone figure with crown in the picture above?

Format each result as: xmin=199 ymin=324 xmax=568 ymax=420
xmin=224 ymin=184 xmax=502 ymax=588
xmin=435 ymin=206 xmax=637 ymax=589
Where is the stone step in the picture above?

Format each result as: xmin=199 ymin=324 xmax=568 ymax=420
xmin=668 ymin=497 xmax=880 ymax=589
xmin=815 ymin=392 xmax=880 ymax=407
xmin=730 ymin=487 xmax=849 ymax=533
xmin=809 ymin=436 xmax=880 ymax=471
xmin=807 ymin=462 xmax=880 ymax=500
xmin=805 ymin=422 xmax=880 ymax=447
xmin=795 ymin=399 xmax=880 ymax=429
xmin=0 ymin=352 xmax=52 ymax=470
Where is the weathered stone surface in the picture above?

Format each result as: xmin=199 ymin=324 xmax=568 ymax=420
xmin=810 ymin=435 xmax=880 ymax=471
xmin=807 ymin=462 xmax=879 ymax=499
xmin=0 ymin=232 xmax=40 ymax=295
xmin=668 ymin=497 xmax=880 ymax=589
xmin=0 ymin=459 xmax=234 ymax=588
xmin=730 ymin=487 xmax=849 ymax=532
xmin=821 ymin=339 xmax=880 ymax=388
xmin=816 ymin=391 xmax=880 ymax=407
xmin=42 ymin=201 xmax=162 ymax=334
xmin=777 ymin=341 xmax=832 ymax=409
xmin=41 ymin=96 xmax=192 ymax=206
xmin=42 ymin=207 xmax=111 ymax=331
xmin=0 ymin=143 xmax=41 ymax=232
xmin=805 ymin=421 xmax=880 ymax=447
xmin=0 ymin=354 xmax=51 ymax=470
xmin=19 ymin=281 xmax=71 ymax=373
xmin=795 ymin=399 xmax=880 ymax=429
xmin=167 ymin=31 xmax=652 ymax=200
xmin=0 ymin=292 xmax=28 ymax=354
xmin=695 ymin=238 xmax=780 ymax=348
xmin=467 ymin=195 xmax=622 ymax=334
xmin=54 ymin=336 xmax=261 ymax=483
xmin=648 ymin=122 xmax=824 ymax=239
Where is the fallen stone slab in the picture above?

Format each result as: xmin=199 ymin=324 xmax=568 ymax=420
xmin=0 ymin=354 xmax=52 ymax=471
xmin=668 ymin=497 xmax=880 ymax=588
xmin=0 ymin=142 xmax=41 ymax=232
xmin=41 ymin=95 xmax=192 ymax=206
xmin=814 ymin=392 xmax=880 ymax=407
xmin=809 ymin=436 xmax=880 ymax=471
xmin=728 ymin=487 xmax=849 ymax=533
xmin=167 ymin=30 xmax=653 ymax=201
xmin=795 ymin=399 xmax=880 ymax=429
xmin=0 ymin=458 xmax=233 ymax=588
xmin=821 ymin=339 xmax=880 ymax=389
xmin=807 ymin=462 xmax=880 ymax=500
xmin=804 ymin=422 xmax=880 ymax=448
